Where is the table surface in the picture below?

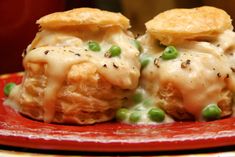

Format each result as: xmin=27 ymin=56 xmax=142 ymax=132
xmin=1 ymin=150 xmax=235 ymax=156
xmin=1 ymin=145 xmax=235 ymax=156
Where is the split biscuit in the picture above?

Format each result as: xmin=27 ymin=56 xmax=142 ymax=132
xmin=146 ymin=6 xmax=233 ymax=45
xmin=37 ymin=7 xmax=130 ymax=30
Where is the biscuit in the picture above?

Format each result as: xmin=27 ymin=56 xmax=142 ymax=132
xmin=37 ymin=7 xmax=130 ymax=30
xmin=13 ymin=47 xmax=130 ymax=124
xmin=145 ymin=6 xmax=233 ymax=45
xmin=9 ymin=7 xmax=140 ymax=125
xmin=158 ymin=83 xmax=232 ymax=120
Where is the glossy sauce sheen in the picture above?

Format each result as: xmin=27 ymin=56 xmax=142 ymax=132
xmin=10 ymin=28 xmax=140 ymax=123
xmin=139 ymin=30 xmax=235 ymax=120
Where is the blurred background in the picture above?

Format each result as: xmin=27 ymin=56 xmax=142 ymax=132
xmin=0 ymin=0 xmax=235 ymax=74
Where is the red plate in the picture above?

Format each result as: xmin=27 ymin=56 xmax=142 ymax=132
xmin=1 ymin=73 xmax=235 ymax=152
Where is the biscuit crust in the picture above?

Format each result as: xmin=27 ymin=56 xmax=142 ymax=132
xmin=158 ymin=83 xmax=232 ymax=121
xmin=14 ymin=61 xmax=125 ymax=125
xmin=146 ymin=6 xmax=233 ymax=45
xmin=37 ymin=8 xmax=130 ymax=30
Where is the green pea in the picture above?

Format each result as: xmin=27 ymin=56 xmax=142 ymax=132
xmin=132 ymin=91 xmax=143 ymax=104
xmin=88 ymin=41 xmax=101 ymax=52
xmin=161 ymin=46 xmax=179 ymax=60
xmin=4 ymin=82 xmax=16 ymax=96
xmin=202 ymin=104 xmax=221 ymax=121
xmin=140 ymin=54 xmax=151 ymax=69
xmin=148 ymin=108 xmax=165 ymax=122
xmin=116 ymin=108 xmax=129 ymax=121
xmin=132 ymin=40 xmax=142 ymax=52
xmin=129 ymin=111 xmax=141 ymax=123
xmin=109 ymin=45 xmax=121 ymax=57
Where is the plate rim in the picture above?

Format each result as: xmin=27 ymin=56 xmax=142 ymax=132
xmin=1 ymin=73 xmax=235 ymax=152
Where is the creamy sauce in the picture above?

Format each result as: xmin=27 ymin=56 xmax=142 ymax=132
xmin=10 ymin=27 xmax=140 ymax=123
xmin=139 ymin=30 xmax=235 ymax=120
xmin=122 ymin=88 xmax=174 ymax=124
xmin=29 ymin=29 xmax=140 ymax=89
xmin=24 ymin=47 xmax=88 ymax=122
xmin=9 ymin=26 xmax=235 ymax=124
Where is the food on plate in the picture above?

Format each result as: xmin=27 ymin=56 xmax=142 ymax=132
xmin=137 ymin=6 xmax=235 ymax=121
xmin=6 ymin=8 xmax=140 ymax=124
xmin=5 ymin=6 xmax=235 ymax=125
xmin=4 ymin=83 xmax=16 ymax=96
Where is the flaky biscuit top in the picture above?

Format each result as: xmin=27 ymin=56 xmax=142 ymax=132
xmin=146 ymin=6 xmax=233 ymax=45
xmin=140 ymin=6 xmax=235 ymax=119
xmin=9 ymin=8 xmax=140 ymax=123
xmin=37 ymin=8 xmax=130 ymax=30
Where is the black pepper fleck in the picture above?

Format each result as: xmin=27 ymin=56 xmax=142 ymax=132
xmin=186 ymin=59 xmax=191 ymax=64
xmin=231 ymin=67 xmax=235 ymax=73
xmin=217 ymin=73 xmax=221 ymax=78
xmin=181 ymin=59 xmax=191 ymax=69
xmin=154 ymin=58 xmax=160 ymax=68
xmin=75 ymin=53 xmax=80 ymax=56
xmin=103 ymin=64 xmax=107 ymax=68
xmin=226 ymin=74 xmax=230 ymax=79
xmin=44 ymin=50 xmax=49 ymax=55
xmin=113 ymin=63 xmax=119 ymax=69
xmin=104 ymin=52 xmax=111 ymax=58
xmin=84 ymin=49 xmax=88 ymax=51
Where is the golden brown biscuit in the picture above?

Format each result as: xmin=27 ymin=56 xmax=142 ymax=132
xmin=14 ymin=60 xmax=123 ymax=124
xmin=157 ymin=83 xmax=232 ymax=121
xmin=139 ymin=7 xmax=235 ymax=122
xmin=146 ymin=6 xmax=233 ymax=45
xmin=8 ymin=8 xmax=140 ymax=125
xmin=37 ymin=7 xmax=130 ymax=30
